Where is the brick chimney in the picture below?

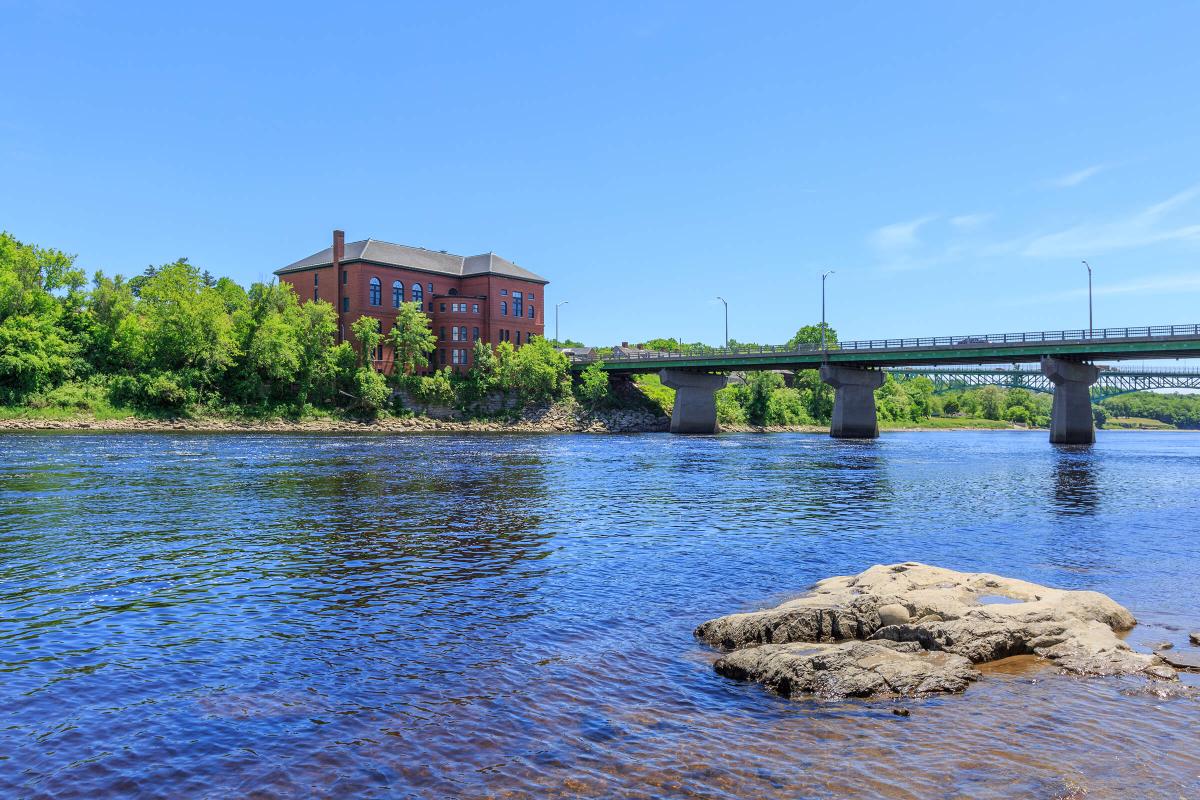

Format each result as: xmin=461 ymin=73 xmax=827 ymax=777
xmin=334 ymin=229 xmax=345 ymax=342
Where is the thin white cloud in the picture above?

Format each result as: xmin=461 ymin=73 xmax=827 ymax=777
xmin=1047 ymin=163 xmax=1110 ymax=188
xmin=949 ymin=213 xmax=992 ymax=229
xmin=869 ymin=215 xmax=937 ymax=252
xmin=1011 ymin=272 xmax=1200 ymax=306
xmin=1023 ymin=184 xmax=1200 ymax=258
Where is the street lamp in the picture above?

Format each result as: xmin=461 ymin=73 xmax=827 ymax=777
xmin=555 ymin=300 xmax=569 ymax=345
xmin=821 ymin=271 xmax=835 ymax=353
xmin=1081 ymin=261 xmax=1093 ymax=338
xmin=716 ymin=296 xmax=728 ymax=349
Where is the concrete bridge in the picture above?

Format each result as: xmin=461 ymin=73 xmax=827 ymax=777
xmin=568 ymin=323 xmax=1200 ymax=444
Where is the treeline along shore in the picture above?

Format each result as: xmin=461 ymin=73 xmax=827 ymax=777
xmin=2 ymin=230 xmax=1199 ymax=433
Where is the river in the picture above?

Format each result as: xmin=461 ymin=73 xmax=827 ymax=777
xmin=1 ymin=431 xmax=1197 ymax=799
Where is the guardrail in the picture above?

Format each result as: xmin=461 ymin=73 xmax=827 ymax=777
xmin=569 ymin=323 xmax=1200 ymax=364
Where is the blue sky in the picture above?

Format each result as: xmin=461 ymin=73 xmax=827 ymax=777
xmin=4 ymin=2 xmax=1200 ymax=347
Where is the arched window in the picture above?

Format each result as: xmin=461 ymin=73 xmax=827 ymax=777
xmin=369 ymin=277 xmax=381 ymax=306
xmin=411 ymin=282 xmax=424 ymax=304
xmin=501 ymin=301 xmax=508 ymax=316
xmin=392 ymin=281 xmax=403 ymax=307
xmin=448 ymin=287 xmax=459 ymax=296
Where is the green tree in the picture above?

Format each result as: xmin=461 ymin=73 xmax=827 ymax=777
xmin=977 ymin=385 xmax=1004 ymax=420
xmin=745 ymin=371 xmax=785 ymax=425
xmin=766 ymin=387 xmax=814 ymax=426
xmin=353 ymin=367 xmax=390 ymax=415
xmin=351 ymin=315 xmax=382 ymax=368
xmin=512 ymin=336 xmax=569 ymax=401
xmin=788 ymin=324 xmax=838 ymax=349
xmin=0 ymin=232 xmax=77 ymax=402
xmin=292 ymin=299 xmax=342 ymax=405
xmin=387 ymin=301 xmax=436 ymax=376
xmin=136 ymin=258 xmax=238 ymax=396
xmin=577 ymin=361 xmax=610 ymax=406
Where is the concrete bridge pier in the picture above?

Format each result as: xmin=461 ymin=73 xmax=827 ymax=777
xmin=660 ymin=370 xmax=728 ymax=434
xmin=819 ymin=365 xmax=885 ymax=439
xmin=1041 ymin=357 xmax=1100 ymax=445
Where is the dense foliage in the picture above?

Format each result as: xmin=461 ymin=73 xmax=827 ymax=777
xmin=1100 ymin=392 xmax=1200 ymax=428
xmin=0 ymin=231 xmax=570 ymax=419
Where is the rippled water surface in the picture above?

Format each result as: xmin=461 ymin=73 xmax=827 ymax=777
xmin=2 ymin=431 xmax=1199 ymax=799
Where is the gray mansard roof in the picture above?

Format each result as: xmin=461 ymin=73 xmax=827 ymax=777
xmin=275 ymin=239 xmax=548 ymax=284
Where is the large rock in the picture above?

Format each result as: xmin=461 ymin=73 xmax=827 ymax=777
xmin=715 ymin=639 xmax=979 ymax=699
xmin=696 ymin=563 xmax=1176 ymax=699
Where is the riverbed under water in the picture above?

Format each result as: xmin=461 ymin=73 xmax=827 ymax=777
xmin=1 ymin=431 xmax=1198 ymax=799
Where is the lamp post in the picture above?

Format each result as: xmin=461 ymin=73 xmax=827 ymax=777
xmin=1081 ymin=261 xmax=1093 ymax=338
xmin=821 ymin=271 xmax=835 ymax=354
xmin=716 ymin=296 xmax=728 ymax=349
xmin=555 ymin=300 xmax=569 ymax=345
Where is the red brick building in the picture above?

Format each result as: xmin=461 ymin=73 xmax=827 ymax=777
xmin=275 ymin=230 xmax=548 ymax=373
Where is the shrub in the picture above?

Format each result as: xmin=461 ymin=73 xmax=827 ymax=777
xmin=745 ymin=371 xmax=784 ymax=425
xmin=715 ymin=387 xmax=746 ymax=425
xmin=766 ymin=387 xmax=815 ymax=426
xmin=577 ymin=362 xmax=610 ymax=406
xmin=353 ymin=367 xmax=390 ymax=415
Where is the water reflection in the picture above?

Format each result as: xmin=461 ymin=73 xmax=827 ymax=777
xmin=1 ymin=431 xmax=1198 ymax=800
xmin=1052 ymin=447 xmax=1101 ymax=516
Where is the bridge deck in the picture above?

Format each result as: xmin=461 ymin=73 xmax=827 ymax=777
xmin=572 ymin=323 xmax=1200 ymax=373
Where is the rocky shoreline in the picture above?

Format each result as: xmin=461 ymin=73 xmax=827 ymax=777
xmin=696 ymin=563 xmax=1187 ymax=700
xmin=0 ymin=404 xmax=672 ymax=434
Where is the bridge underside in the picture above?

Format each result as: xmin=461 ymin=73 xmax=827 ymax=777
xmin=658 ymin=359 xmax=1105 ymax=444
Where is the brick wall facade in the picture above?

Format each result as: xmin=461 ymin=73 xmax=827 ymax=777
xmin=278 ymin=242 xmax=547 ymax=375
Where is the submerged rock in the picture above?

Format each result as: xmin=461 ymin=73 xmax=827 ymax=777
xmin=696 ymin=563 xmax=1176 ymax=699
xmin=1155 ymin=649 xmax=1200 ymax=672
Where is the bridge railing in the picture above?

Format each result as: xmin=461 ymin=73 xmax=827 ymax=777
xmin=570 ymin=323 xmax=1200 ymax=365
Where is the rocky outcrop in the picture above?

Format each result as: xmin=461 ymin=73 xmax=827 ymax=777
xmin=696 ymin=563 xmax=1177 ymax=700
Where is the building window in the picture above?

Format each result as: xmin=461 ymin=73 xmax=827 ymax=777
xmin=369 ymin=277 xmax=381 ymax=306
xmin=515 ymin=330 xmax=521 ymax=345
xmin=501 ymin=301 xmax=508 ymax=316
xmin=342 ymin=297 xmax=349 ymax=312
xmin=449 ymin=288 xmax=458 ymax=296
xmin=500 ymin=289 xmax=508 ymax=296
xmin=313 ymin=273 xmax=319 ymax=301
xmin=428 ymin=302 xmax=433 ymax=311
xmin=439 ymin=326 xmax=446 ymax=341
xmin=472 ymin=327 xmax=480 ymax=341
xmin=440 ymin=303 xmax=446 ymax=312
xmin=342 ymin=271 xmax=348 ymax=284
xmin=528 ymin=292 xmax=535 ymax=300
xmin=393 ymin=281 xmax=404 ymax=307
xmin=412 ymin=283 xmax=424 ymax=304
xmin=439 ymin=349 xmax=446 ymax=364
xmin=512 ymin=291 xmax=523 ymax=318
xmin=529 ymin=305 xmax=535 ymax=319
xmin=451 ymin=326 xmax=460 ymax=342
xmin=472 ymin=303 xmax=479 ymax=313
xmin=428 ymin=283 xmax=433 ymax=295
